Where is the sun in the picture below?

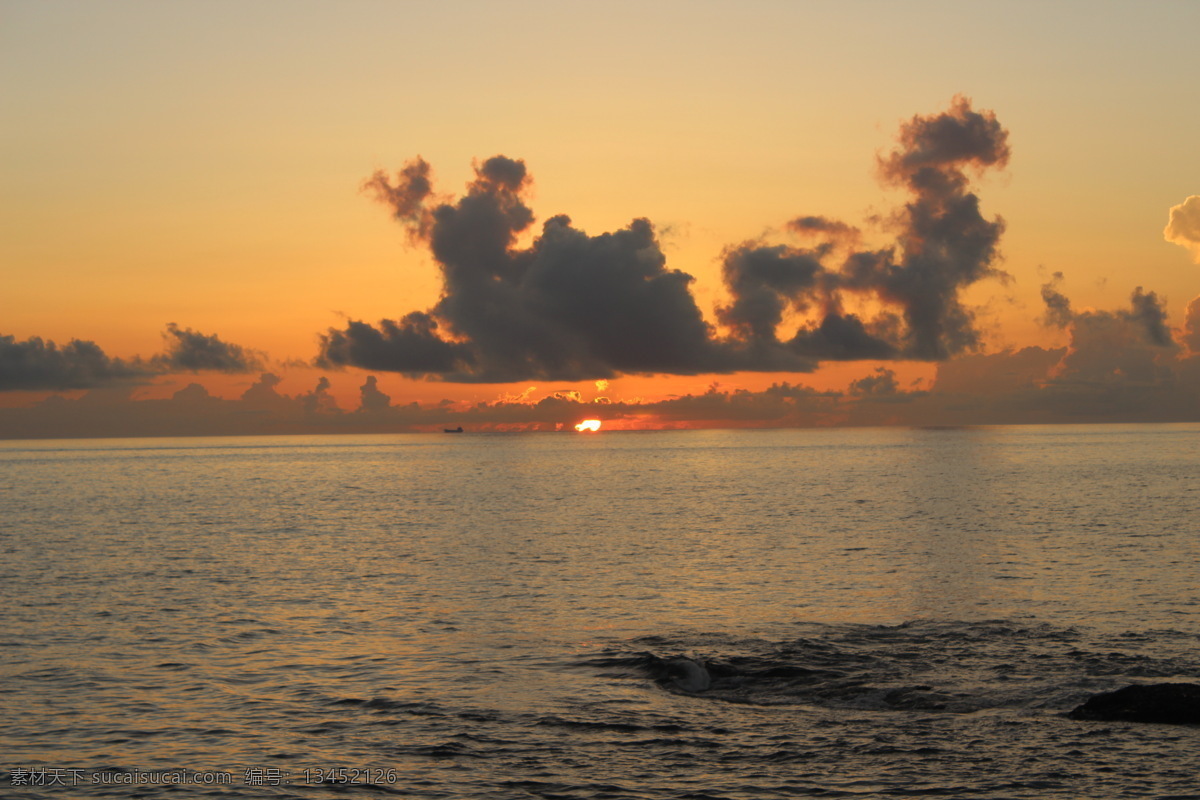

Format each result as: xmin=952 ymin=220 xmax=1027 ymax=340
xmin=574 ymin=419 xmax=602 ymax=432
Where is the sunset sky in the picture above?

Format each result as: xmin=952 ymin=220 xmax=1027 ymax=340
xmin=3 ymin=0 xmax=1199 ymax=436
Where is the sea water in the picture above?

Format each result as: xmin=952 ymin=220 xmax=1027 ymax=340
xmin=2 ymin=425 xmax=1199 ymax=798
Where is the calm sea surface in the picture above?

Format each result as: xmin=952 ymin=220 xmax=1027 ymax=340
xmin=2 ymin=425 xmax=1199 ymax=798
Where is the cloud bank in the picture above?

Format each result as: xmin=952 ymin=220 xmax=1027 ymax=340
xmin=7 ymin=278 xmax=1200 ymax=439
xmin=320 ymin=97 xmax=1010 ymax=381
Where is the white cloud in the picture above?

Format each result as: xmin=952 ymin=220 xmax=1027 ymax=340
xmin=1164 ymin=195 xmax=1200 ymax=262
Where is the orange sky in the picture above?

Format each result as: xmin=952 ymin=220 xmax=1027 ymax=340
xmin=2 ymin=1 xmax=1199 ymax=436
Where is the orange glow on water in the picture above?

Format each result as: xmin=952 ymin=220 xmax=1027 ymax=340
xmin=574 ymin=419 xmax=602 ymax=432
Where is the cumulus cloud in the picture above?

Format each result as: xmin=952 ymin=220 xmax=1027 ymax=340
xmin=321 ymin=154 xmax=732 ymax=381
xmin=715 ymin=95 xmax=1009 ymax=361
xmin=362 ymin=158 xmax=435 ymax=238
xmin=915 ymin=281 xmax=1200 ymax=423
xmin=319 ymin=314 xmax=470 ymax=376
xmin=848 ymin=367 xmax=903 ymax=398
xmin=1045 ymin=288 xmax=1176 ymax=389
xmin=240 ymin=372 xmax=288 ymax=409
xmin=787 ymin=216 xmax=862 ymax=250
xmin=1019 ymin=279 xmax=1194 ymax=420
xmin=1050 ymin=312 xmax=1170 ymax=387
xmin=716 ymin=244 xmax=824 ymax=344
xmin=0 ymin=325 xmax=266 ymax=391
xmin=358 ymin=375 xmax=391 ymax=412
xmin=1164 ymin=195 xmax=1200 ymax=262
xmin=1182 ymin=296 xmax=1200 ymax=354
xmin=1125 ymin=287 xmax=1173 ymax=347
xmin=153 ymin=323 xmax=264 ymax=372
xmin=1039 ymin=277 xmax=1175 ymax=350
xmin=320 ymin=97 xmax=1010 ymax=381
xmin=871 ymin=96 xmax=1010 ymax=357
xmin=0 ymin=334 xmax=150 ymax=391
xmin=300 ymin=376 xmax=338 ymax=414
xmin=1039 ymin=272 xmax=1075 ymax=329
xmin=931 ymin=347 xmax=1064 ymax=397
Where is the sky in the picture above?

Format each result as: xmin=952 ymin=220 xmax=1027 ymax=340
xmin=2 ymin=0 xmax=1199 ymax=437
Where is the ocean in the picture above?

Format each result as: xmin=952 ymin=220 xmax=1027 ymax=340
xmin=2 ymin=425 xmax=1199 ymax=798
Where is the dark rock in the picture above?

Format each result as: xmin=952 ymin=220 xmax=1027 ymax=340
xmin=1068 ymin=683 xmax=1200 ymax=724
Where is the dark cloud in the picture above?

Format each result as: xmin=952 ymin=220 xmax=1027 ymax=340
xmin=300 ymin=376 xmax=338 ymax=414
xmin=879 ymin=96 xmax=1010 ymax=177
xmin=721 ymin=97 xmax=1010 ymax=361
xmin=1049 ymin=304 xmax=1174 ymax=389
xmin=362 ymin=157 xmax=434 ymax=237
xmin=787 ymin=215 xmax=860 ymax=243
xmin=153 ymin=323 xmax=264 ymax=373
xmin=323 ymin=157 xmax=728 ymax=381
xmin=240 ymin=372 xmax=288 ymax=409
xmin=929 ymin=282 xmax=1198 ymax=422
xmin=1183 ymin=296 xmax=1200 ymax=354
xmin=489 ymin=214 xmax=719 ymax=377
xmin=0 ymin=325 xmax=266 ymax=391
xmin=848 ymin=367 xmax=902 ymax=398
xmin=320 ymin=98 xmax=1011 ymax=380
xmin=788 ymin=312 xmax=899 ymax=361
xmin=1125 ymin=287 xmax=1173 ymax=347
xmin=0 ymin=372 xmax=403 ymax=438
xmin=8 ymin=302 xmax=1200 ymax=440
xmin=621 ymin=381 xmax=841 ymax=426
xmin=716 ymin=244 xmax=823 ymax=340
xmin=1039 ymin=278 xmax=1176 ymax=350
xmin=1039 ymin=272 xmax=1074 ymax=328
xmin=932 ymin=347 xmax=1065 ymax=397
xmin=319 ymin=314 xmax=471 ymax=376
xmin=1026 ymin=282 xmax=1187 ymax=421
xmin=0 ymin=334 xmax=149 ymax=391
xmin=358 ymin=375 xmax=391 ymax=412
xmin=171 ymin=382 xmax=222 ymax=407
xmin=872 ymin=96 xmax=1010 ymax=358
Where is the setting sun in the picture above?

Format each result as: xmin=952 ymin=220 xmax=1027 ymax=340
xmin=574 ymin=419 xmax=602 ymax=432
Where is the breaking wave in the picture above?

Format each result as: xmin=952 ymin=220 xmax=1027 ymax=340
xmin=581 ymin=620 xmax=1200 ymax=715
